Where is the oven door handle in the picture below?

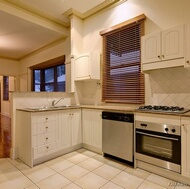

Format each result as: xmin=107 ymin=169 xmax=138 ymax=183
xmin=136 ymin=131 xmax=179 ymax=141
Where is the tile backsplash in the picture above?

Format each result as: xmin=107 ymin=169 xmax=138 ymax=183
xmin=145 ymin=67 xmax=190 ymax=108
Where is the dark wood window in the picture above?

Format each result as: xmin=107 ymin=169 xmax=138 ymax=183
xmin=3 ymin=76 xmax=9 ymax=101
xmin=31 ymin=56 xmax=66 ymax=92
xmin=100 ymin=14 xmax=145 ymax=104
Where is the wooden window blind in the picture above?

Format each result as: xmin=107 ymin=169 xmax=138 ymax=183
xmin=100 ymin=14 xmax=145 ymax=104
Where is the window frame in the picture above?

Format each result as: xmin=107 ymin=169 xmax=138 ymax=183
xmin=31 ymin=56 xmax=66 ymax=92
xmin=100 ymin=14 xmax=146 ymax=104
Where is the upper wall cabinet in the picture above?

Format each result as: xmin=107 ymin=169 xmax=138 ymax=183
xmin=141 ymin=25 xmax=185 ymax=71
xmin=74 ymin=51 xmax=100 ymax=81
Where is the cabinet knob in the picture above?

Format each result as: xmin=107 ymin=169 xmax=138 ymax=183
xmin=158 ymin=55 xmax=161 ymax=58
xmin=46 ymin=137 xmax=48 ymax=140
xmin=46 ymin=118 xmax=48 ymax=120
xmin=182 ymin=124 xmax=185 ymax=127
xmin=187 ymin=60 xmax=190 ymax=64
xmin=46 ymin=126 xmax=48 ymax=129
xmin=162 ymin=55 xmax=165 ymax=58
xmin=46 ymin=146 xmax=49 ymax=149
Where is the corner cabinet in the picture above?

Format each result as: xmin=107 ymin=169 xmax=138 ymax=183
xmin=74 ymin=52 xmax=100 ymax=81
xmin=82 ymin=109 xmax=102 ymax=153
xmin=141 ymin=25 xmax=185 ymax=71
xmin=181 ymin=117 xmax=190 ymax=178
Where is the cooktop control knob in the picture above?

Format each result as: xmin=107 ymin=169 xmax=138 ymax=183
xmin=171 ymin=128 xmax=176 ymax=133
xmin=165 ymin=128 xmax=169 ymax=132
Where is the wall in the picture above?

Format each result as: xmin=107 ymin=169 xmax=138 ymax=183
xmin=0 ymin=76 xmax=15 ymax=117
xmin=75 ymin=0 xmax=190 ymax=107
xmin=19 ymin=36 xmax=71 ymax=92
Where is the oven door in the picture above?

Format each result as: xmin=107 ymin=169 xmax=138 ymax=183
xmin=136 ymin=128 xmax=181 ymax=173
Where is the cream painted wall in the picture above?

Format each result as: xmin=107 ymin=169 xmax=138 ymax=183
xmin=19 ymin=36 xmax=71 ymax=92
xmin=0 ymin=76 xmax=15 ymax=117
xmin=75 ymin=0 xmax=190 ymax=106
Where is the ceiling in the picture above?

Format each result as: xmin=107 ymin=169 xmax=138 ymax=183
xmin=0 ymin=0 xmax=124 ymax=60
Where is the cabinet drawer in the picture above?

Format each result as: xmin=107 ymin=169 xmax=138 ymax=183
xmin=32 ymin=121 xmax=57 ymax=135
xmin=34 ymin=142 xmax=57 ymax=158
xmin=33 ymin=132 xmax=56 ymax=146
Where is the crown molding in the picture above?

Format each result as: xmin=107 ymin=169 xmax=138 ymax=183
xmin=63 ymin=0 xmax=127 ymax=20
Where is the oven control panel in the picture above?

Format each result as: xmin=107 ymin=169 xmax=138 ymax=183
xmin=135 ymin=121 xmax=180 ymax=136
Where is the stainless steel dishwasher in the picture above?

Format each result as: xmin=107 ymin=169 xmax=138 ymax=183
xmin=102 ymin=111 xmax=134 ymax=162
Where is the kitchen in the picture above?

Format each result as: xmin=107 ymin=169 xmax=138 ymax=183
xmin=1 ymin=0 xmax=190 ymax=188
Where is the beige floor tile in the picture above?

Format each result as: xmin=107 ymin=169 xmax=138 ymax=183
xmin=0 ymin=166 xmax=23 ymax=184
xmin=147 ymin=173 xmax=175 ymax=189
xmin=65 ymin=153 xmax=89 ymax=164
xmin=25 ymin=184 xmax=40 ymax=189
xmin=36 ymin=173 xmax=71 ymax=189
xmin=24 ymin=164 xmax=56 ymax=182
xmin=62 ymin=151 xmax=80 ymax=159
xmin=138 ymin=180 xmax=167 ymax=189
xmin=0 ymin=158 xmax=15 ymax=171
xmin=111 ymin=171 xmax=144 ymax=189
xmin=100 ymin=181 xmax=124 ymax=189
xmin=75 ymin=172 xmax=108 ymax=189
xmin=60 ymin=165 xmax=89 ymax=181
xmin=92 ymin=154 xmax=110 ymax=164
xmin=125 ymin=167 xmax=150 ymax=179
xmin=106 ymin=160 xmax=127 ymax=171
xmin=78 ymin=158 xmax=103 ymax=171
xmin=77 ymin=149 xmax=98 ymax=157
xmin=93 ymin=164 xmax=121 ymax=180
xmin=62 ymin=183 xmax=82 ymax=189
xmin=175 ymin=184 xmax=190 ymax=189
xmin=45 ymin=158 xmax=75 ymax=172
xmin=0 ymin=174 xmax=33 ymax=189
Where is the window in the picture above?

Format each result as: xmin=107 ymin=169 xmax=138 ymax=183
xmin=100 ymin=14 xmax=145 ymax=104
xmin=31 ymin=56 xmax=66 ymax=92
xmin=3 ymin=76 xmax=9 ymax=100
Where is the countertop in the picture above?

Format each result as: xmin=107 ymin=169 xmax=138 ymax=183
xmin=17 ymin=105 xmax=190 ymax=117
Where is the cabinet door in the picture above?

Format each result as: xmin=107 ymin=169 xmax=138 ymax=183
xmin=82 ymin=109 xmax=92 ymax=145
xmin=162 ymin=25 xmax=184 ymax=61
xmin=91 ymin=110 xmax=102 ymax=149
xmin=181 ymin=118 xmax=190 ymax=178
xmin=185 ymin=24 xmax=190 ymax=67
xmin=59 ymin=110 xmax=71 ymax=149
xmin=71 ymin=109 xmax=82 ymax=146
xmin=75 ymin=55 xmax=90 ymax=80
xmin=141 ymin=32 xmax=161 ymax=63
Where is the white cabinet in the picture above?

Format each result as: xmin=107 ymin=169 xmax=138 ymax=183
xmin=59 ymin=109 xmax=82 ymax=147
xmin=141 ymin=25 xmax=185 ymax=71
xmin=74 ymin=52 xmax=100 ymax=81
xmin=181 ymin=117 xmax=190 ymax=178
xmin=82 ymin=109 xmax=102 ymax=152
xmin=16 ymin=110 xmax=59 ymax=167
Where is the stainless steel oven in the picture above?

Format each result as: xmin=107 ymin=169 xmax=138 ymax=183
xmin=135 ymin=121 xmax=181 ymax=173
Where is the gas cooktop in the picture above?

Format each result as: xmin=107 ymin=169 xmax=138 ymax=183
xmin=137 ymin=105 xmax=190 ymax=114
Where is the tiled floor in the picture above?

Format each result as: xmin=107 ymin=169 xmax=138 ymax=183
xmin=0 ymin=149 xmax=189 ymax=189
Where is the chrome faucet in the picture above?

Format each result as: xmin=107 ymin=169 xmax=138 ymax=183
xmin=51 ymin=98 xmax=64 ymax=107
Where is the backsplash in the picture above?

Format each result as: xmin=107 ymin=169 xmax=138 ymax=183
xmin=145 ymin=67 xmax=190 ymax=108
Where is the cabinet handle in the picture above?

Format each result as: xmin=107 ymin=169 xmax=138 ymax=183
xmin=46 ymin=126 xmax=48 ymax=129
xmin=46 ymin=137 xmax=48 ymax=140
xmin=158 ymin=55 xmax=161 ymax=58
xmin=187 ymin=60 xmax=190 ymax=64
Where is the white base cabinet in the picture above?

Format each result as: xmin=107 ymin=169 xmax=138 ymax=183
xmin=82 ymin=109 xmax=102 ymax=152
xmin=181 ymin=117 xmax=190 ymax=178
xmin=16 ymin=109 xmax=82 ymax=167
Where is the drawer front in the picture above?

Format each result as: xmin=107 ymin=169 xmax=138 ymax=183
xmin=34 ymin=142 xmax=57 ymax=158
xmin=32 ymin=121 xmax=57 ymax=135
xmin=33 ymin=132 xmax=56 ymax=146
